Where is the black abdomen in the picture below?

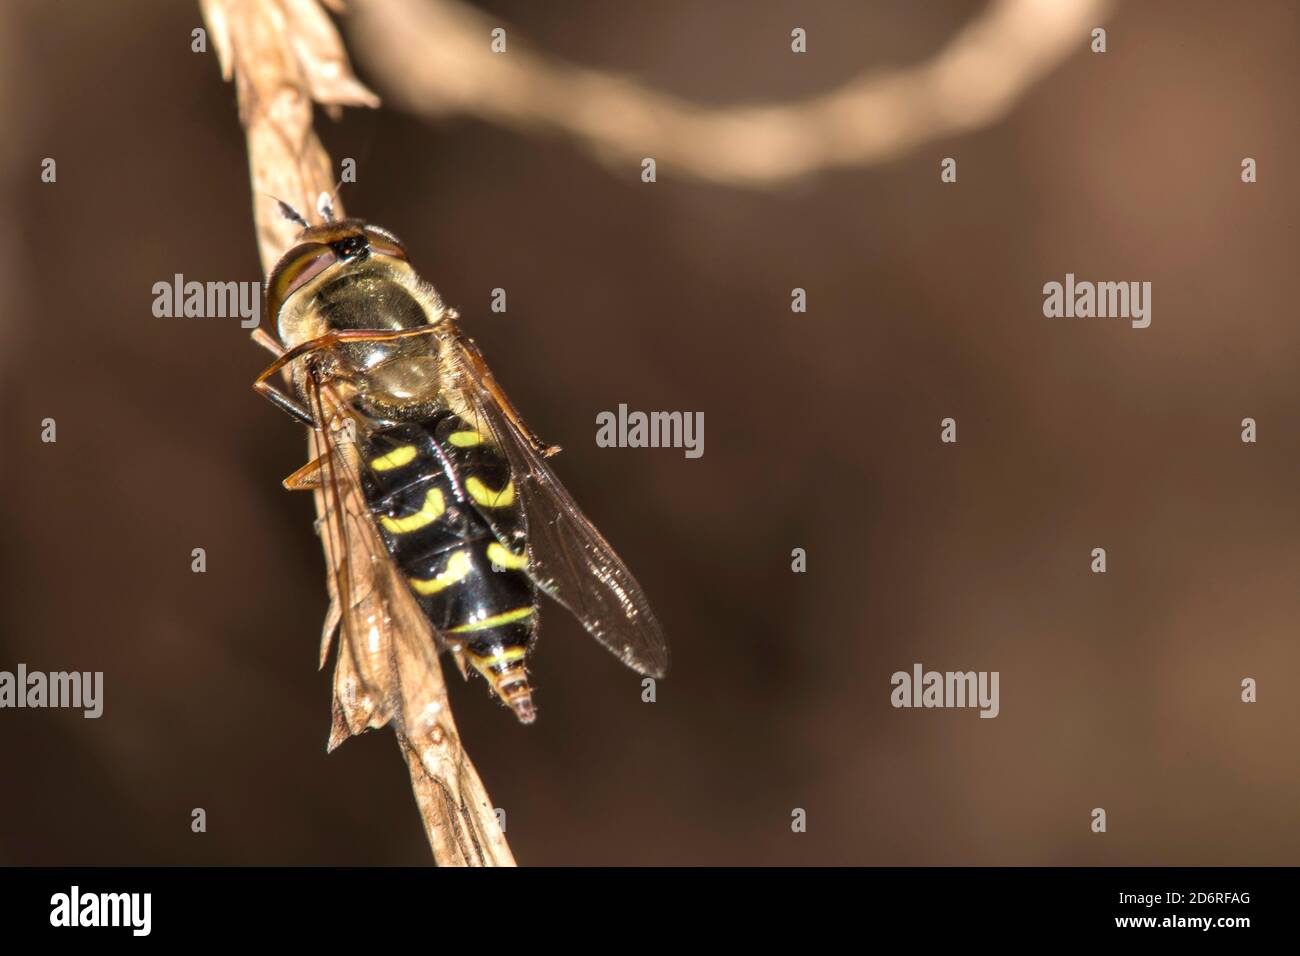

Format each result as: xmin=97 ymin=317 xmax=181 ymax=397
xmin=358 ymin=410 xmax=538 ymax=719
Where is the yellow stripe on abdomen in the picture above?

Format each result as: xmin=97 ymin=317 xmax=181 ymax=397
xmin=448 ymin=430 xmax=485 ymax=448
xmin=468 ymin=645 xmax=529 ymax=668
xmin=486 ymin=542 xmax=528 ymax=570
xmin=409 ymin=550 xmax=472 ymax=595
xmin=369 ymin=445 xmax=418 ymax=471
xmin=380 ymin=487 xmax=445 ymax=534
xmin=465 ymin=476 xmax=515 ymax=509
xmin=449 ymin=606 xmax=535 ymax=634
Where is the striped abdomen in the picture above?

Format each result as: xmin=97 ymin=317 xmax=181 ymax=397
xmin=358 ymin=411 xmax=539 ymax=722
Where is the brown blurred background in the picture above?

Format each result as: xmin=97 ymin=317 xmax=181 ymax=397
xmin=1 ymin=0 xmax=1297 ymax=865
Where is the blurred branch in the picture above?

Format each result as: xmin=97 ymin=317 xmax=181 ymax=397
xmin=202 ymin=0 xmax=378 ymax=272
xmin=200 ymin=0 xmax=515 ymax=867
xmin=352 ymin=0 xmax=1114 ymax=187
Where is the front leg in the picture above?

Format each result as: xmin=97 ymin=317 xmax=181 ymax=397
xmin=251 ymin=328 xmax=313 ymax=425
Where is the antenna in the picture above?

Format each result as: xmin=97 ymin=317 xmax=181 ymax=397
xmin=268 ymin=195 xmax=309 ymax=229
xmin=316 ymin=190 xmax=337 ymax=223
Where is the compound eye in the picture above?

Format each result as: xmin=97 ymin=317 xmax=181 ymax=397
xmin=363 ymin=226 xmax=408 ymax=261
xmin=266 ymin=242 xmax=338 ymax=318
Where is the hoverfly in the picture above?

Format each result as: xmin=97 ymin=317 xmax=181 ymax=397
xmin=253 ymin=197 xmax=667 ymax=741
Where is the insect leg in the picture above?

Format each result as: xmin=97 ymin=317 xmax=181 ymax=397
xmin=457 ymin=335 xmax=561 ymax=457
xmin=251 ymin=327 xmax=285 ymax=358
xmin=282 ymin=455 xmax=326 ymax=490
xmin=251 ymin=328 xmax=315 ymax=425
xmin=253 ymin=373 xmax=314 ymax=426
xmin=252 ymin=326 xmax=439 ymax=427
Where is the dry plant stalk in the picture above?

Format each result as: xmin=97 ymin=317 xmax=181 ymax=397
xmin=201 ymin=0 xmax=515 ymax=866
xmin=352 ymin=0 xmax=1114 ymax=187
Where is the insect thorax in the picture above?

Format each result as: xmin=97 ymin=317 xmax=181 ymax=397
xmin=283 ymin=260 xmax=449 ymax=421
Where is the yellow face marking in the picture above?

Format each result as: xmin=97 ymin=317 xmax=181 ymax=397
xmin=448 ymin=430 xmax=485 ymax=448
xmin=448 ymin=606 xmax=535 ymax=634
xmin=466 ymin=476 xmax=516 ymax=508
xmin=409 ymin=550 xmax=472 ymax=595
xmin=380 ymin=487 xmax=445 ymax=534
xmin=486 ymin=542 xmax=529 ymax=570
xmin=370 ymin=445 xmax=418 ymax=471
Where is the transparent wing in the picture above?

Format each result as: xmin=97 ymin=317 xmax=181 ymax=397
xmin=303 ymin=362 xmax=454 ymax=751
xmin=438 ymin=324 xmax=669 ymax=678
